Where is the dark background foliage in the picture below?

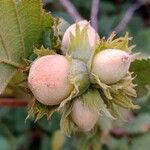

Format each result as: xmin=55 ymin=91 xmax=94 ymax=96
xmin=0 ymin=0 xmax=150 ymax=150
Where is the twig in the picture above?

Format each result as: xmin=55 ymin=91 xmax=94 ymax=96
xmin=59 ymin=0 xmax=83 ymax=21
xmin=110 ymin=126 xmax=150 ymax=138
xmin=110 ymin=128 xmax=128 ymax=137
xmin=59 ymin=0 xmax=83 ymax=22
xmin=90 ymin=0 xmax=100 ymax=31
xmin=0 ymin=98 xmax=28 ymax=107
xmin=112 ymin=1 xmax=143 ymax=34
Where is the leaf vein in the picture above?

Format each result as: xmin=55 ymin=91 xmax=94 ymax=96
xmin=12 ymin=0 xmax=26 ymax=56
xmin=0 ymin=32 xmax=10 ymax=60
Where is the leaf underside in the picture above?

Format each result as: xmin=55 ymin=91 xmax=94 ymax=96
xmin=0 ymin=0 xmax=54 ymax=94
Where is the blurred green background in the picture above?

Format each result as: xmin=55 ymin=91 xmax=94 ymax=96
xmin=0 ymin=0 xmax=150 ymax=150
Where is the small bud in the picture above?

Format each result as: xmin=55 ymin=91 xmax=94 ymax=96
xmin=92 ymin=49 xmax=131 ymax=84
xmin=71 ymin=99 xmax=99 ymax=132
xmin=28 ymin=55 xmax=73 ymax=105
xmin=61 ymin=20 xmax=100 ymax=54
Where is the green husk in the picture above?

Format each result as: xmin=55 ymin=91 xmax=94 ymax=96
xmin=27 ymin=99 xmax=58 ymax=122
xmin=67 ymin=23 xmax=93 ymax=63
xmin=81 ymin=88 xmax=115 ymax=119
xmin=27 ymin=32 xmax=139 ymax=135
xmin=33 ymin=46 xmax=56 ymax=57
xmin=88 ymin=32 xmax=135 ymax=71
xmin=59 ymin=58 xmax=90 ymax=109
xmin=60 ymin=101 xmax=77 ymax=136
xmin=87 ymin=32 xmax=139 ymax=118
xmin=91 ymin=72 xmax=139 ymax=114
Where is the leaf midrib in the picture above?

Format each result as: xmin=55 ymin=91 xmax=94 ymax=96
xmin=0 ymin=32 xmax=10 ymax=60
xmin=0 ymin=59 xmax=22 ymax=68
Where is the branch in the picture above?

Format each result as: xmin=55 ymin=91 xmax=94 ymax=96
xmin=59 ymin=0 xmax=83 ymax=22
xmin=110 ymin=125 xmax=150 ymax=138
xmin=110 ymin=128 xmax=128 ymax=137
xmin=0 ymin=98 xmax=28 ymax=107
xmin=112 ymin=1 xmax=143 ymax=34
xmin=90 ymin=0 xmax=100 ymax=31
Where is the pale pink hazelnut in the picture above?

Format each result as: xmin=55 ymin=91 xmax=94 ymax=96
xmin=61 ymin=20 xmax=100 ymax=54
xmin=92 ymin=49 xmax=131 ymax=84
xmin=28 ymin=55 xmax=73 ymax=105
xmin=71 ymin=99 xmax=99 ymax=132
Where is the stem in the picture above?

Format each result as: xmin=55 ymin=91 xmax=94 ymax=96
xmin=59 ymin=0 xmax=83 ymax=22
xmin=111 ymin=1 xmax=143 ymax=34
xmin=110 ymin=126 xmax=150 ymax=137
xmin=90 ymin=0 xmax=100 ymax=31
xmin=0 ymin=98 xmax=28 ymax=107
xmin=110 ymin=128 xmax=127 ymax=137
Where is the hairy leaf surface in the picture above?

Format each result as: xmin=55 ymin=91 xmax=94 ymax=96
xmin=0 ymin=0 xmax=54 ymax=93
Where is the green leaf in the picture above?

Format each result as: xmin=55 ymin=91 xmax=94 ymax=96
xmin=0 ymin=121 xmax=15 ymax=149
xmin=98 ymin=15 xmax=119 ymax=35
xmin=38 ymin=113 xmax=60 ymax=133
xmin=136 ymin=87 xmax=150 ymax=113
xmin=42 ymin=21 xmax=62 ymax=51
xmin=50 ymin=19 xmax=62 ymax=51
xmin=0 ymin=137 xmax=10 ymax=150
xmin=57 ymin=18 xmax=70 ymax=37
xmin=130 ymin=57 xmax=150 ymax=98
xmin=107 ymin=136 xmax=129 ymax=150
xmin=100 ymin=1 xmax=116 ymax=13
xmin=0 ymin=0 xmax=54 ymax=94
xmin=42 ymin=30 xmax=53 ymax=49
xmin=53 ymin=12 xmax=73 ymax=24
xmin=130 ymin=133 xmax=150 ymax=150
xmin=133 ymin=29 xmax=150 ymax=54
